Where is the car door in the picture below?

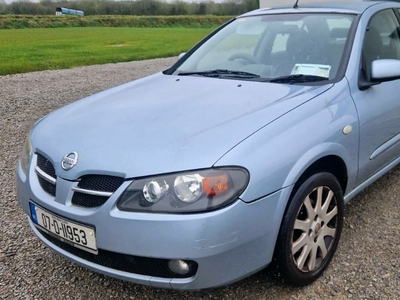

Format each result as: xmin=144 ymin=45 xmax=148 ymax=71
xmin=351 ymin=9 xmax=400 ymax=183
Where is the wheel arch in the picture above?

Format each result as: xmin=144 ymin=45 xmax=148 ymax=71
xmin=290 ymin=155 xmax=348 ymax=200
xmin=283 ymin=143 xmax=351 ymax=201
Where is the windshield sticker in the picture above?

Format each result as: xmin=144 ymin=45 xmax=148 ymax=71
xmin=291 ymin=64 xmax=331 ymax=78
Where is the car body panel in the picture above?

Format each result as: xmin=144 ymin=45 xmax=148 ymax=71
xmin=216 ymin=78 xmax=359 ymax=201
xmin=345 ymin=5 xmax=400 ymax=185
xmin=31 ymin=73 xmax=331 ymax=182
xmin=247 ymin=6 xmax=371 ymax=16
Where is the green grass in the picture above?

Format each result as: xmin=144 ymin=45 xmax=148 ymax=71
xmin=0 ymin=27 xmax=215 ymax=75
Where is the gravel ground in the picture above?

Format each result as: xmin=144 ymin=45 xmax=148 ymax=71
xmin=0 ymin=57 xmax=399 ymax=299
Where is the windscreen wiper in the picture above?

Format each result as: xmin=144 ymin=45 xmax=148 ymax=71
xmin=178 ymin=69 xmax=260 ymax=79
xmin=268 ymin=74 xmax=329 ymax=84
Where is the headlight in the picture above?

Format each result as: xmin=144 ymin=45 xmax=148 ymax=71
xmin=117 ymin=167 xmax=249 ymax=213
xmin=20 ymin=134 xmax=33 ymax=175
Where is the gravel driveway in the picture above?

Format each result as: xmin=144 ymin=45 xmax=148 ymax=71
xmin=1 ymin=58 xmax=399 ymax=299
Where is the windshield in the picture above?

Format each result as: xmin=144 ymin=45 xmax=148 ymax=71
xmin=171 ymin=13 xmax=355 ymax=83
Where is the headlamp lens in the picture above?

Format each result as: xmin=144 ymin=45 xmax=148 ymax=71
xmin=117 ymin=168 xmax=249 ymax=213
xmin=20 ymin=135 xmax=33 ymax=175
xmin=174 ymin=174 xmax=203 ymax=203
xmin=143 ymin=180 xmax=169 ymax=203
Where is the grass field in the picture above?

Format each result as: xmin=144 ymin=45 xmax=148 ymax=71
xmin=0 ymin=27 xmax=216 ymax=75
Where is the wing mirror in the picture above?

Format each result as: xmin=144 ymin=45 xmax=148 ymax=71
xmin=371 ymin=59 xmax=400 ymax=81
xmin=359 ymin=59 xmax=400 ymax=90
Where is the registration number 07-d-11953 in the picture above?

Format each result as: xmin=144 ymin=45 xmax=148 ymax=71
xmin=29 ymin=202 xmax=97 ymax=254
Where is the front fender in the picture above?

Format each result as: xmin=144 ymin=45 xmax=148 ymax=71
xmin=282 ymin=141 xmax=356 ymax=194
xmin=215 ymin=79 xmax=359 ymax=202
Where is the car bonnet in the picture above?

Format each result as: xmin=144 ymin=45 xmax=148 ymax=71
xmin=31 ymin=73 xmax=332 ymax=180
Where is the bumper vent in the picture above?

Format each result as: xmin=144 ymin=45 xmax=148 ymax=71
xmin=35 ymin=154 xmax=57 ymax=197
xmin=72 ymin=175 xmax=124 ymax=208
xmin=39 ymin=229 xmax=198 ymax=278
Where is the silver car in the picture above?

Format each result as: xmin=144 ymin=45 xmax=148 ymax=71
xmin=17 ymin=0 xmax=400 ymax=290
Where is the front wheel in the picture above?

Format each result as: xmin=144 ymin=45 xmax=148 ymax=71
xmin=276 ymin=172 xmax=344 ymax=286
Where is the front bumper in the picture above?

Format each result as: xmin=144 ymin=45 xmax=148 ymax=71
xmin=17 ymin=158 xmax=291 ymax=290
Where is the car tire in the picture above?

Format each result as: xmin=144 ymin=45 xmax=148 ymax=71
xmin=276 ymin=172 xmax=344 ymax=286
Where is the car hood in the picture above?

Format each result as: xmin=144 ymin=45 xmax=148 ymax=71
xmin=32 ymin=73 xmax=332 ymax=180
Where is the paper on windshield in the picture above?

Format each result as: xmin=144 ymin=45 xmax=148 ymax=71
xmin=291 ymin=64 xmax=331 ymax=78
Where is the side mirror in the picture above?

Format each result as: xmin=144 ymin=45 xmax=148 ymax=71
xmin=359 ymin=59 xmax=400 ymax=90
xmin=371 ymin=59 xmax=400 ymax=81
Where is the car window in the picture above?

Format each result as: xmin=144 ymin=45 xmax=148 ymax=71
xmin=197 ymin=31 xmax=261 ymax=70
xmin=362 ymin=9 xmax=400 ymax=80
xmin=174 ymin=14 xmax=355 ymax=83
xmin=271 ymin=21 xmax=305 ymax=53
xmin=327 ymin=18 xmax=353 ymax=30
xmin=271 ymin=33 xmax=289 ymax=54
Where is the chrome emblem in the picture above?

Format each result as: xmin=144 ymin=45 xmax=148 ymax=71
xmin=61 ymin=151 xmax=79 ymax=171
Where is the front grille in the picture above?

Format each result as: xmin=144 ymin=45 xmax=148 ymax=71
xmin=36 ymin=154 xmax=57 ymax=197
xmin=37 ymin=154 xmax=56 ymax=178
xmin=39 ymin=229 xmax=198 ymax=279
xmin=37 ymin=177 xmax=57 ymax=197
xmin=71 ymin=193 xmax=109 ymax=208
xmin=77 ymin=175 xmax=124 ymax=192
xmin=72 ymin=175 xmax=124 ymax=208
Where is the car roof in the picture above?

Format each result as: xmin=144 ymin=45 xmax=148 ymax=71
xmin=243 ymin=1 xmax=400 ymax=17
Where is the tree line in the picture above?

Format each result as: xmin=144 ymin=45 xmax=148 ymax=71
xmin=0 ymin=0 xmax=260 ymax=16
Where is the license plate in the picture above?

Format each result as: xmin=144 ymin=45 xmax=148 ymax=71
xmin=29 ymin=202 xmax=97 ymax=254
